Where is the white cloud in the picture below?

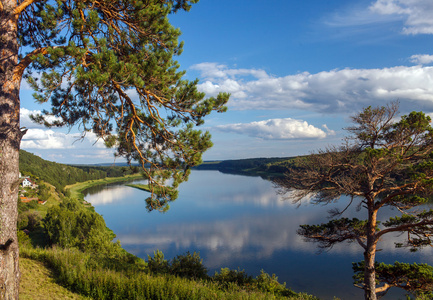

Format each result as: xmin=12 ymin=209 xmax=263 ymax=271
xmin=21 ymin=129 xmax=76 ymax=149
xmin=191 ymin=63 xmax=268 ymax=81
xmin=370 ymin=0 xmax=433 ymax=34
xmin=20 ymin=125 xmax=106 ymax=150
xmin=322 ymin=124 xmax=336 ymax=136
xmin=324 ymin=4 xmax=402 ymax=28
xmin=19 ymin=107 xmax=117 ymax=163
xmin=216 ymin=118 xmax=328 ymax=140
xmin=194 ymin=63 xmax=433 ymax=114
xmin=20 ymin=108 xmax=60 ymax=129
xmin=20 ymin=107 xmax=109 ymax=151
xmin=409 ymin=54 xmax=433 ymax=65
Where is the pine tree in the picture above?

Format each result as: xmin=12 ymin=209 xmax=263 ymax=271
xmin=0 ymin=0 xmax=229 ymax=297
xmin=275 ymin=103 xmax=433 ymax=300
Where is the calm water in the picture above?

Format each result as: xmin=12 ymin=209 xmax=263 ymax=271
xmin=83 ymin=171 xmax=433 ymax=300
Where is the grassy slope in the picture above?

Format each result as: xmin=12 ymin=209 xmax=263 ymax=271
xmin=19 ymin=173 xmax=146 ymax=298
xmin=20 ymin=258 xmax=89 ymax=300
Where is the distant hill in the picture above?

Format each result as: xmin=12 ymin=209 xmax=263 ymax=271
xmin=195 ymin=157 xmax=298 ymax=177
xmin=19 ymin=150 xmax=135 ymax=191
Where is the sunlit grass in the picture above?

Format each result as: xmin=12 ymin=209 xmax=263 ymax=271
xmin=20 ymin=246 xmax=318 ymax=300
xmin=20 ymin=257 xmax=90 ymax=300
xmin=65 ymin=174 xmax=143 ymax=199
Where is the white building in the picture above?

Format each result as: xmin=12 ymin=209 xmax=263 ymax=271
xmin=21 ymin=178 xmax=36 ymax=188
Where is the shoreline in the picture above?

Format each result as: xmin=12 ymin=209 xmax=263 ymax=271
xmin=65 ymin=173 xmax=144 ymax=199
xmin=125 ymin=183 xmax=151 ymax=192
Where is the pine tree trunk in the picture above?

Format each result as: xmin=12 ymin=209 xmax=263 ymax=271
xmin=0 ymin=0 xmax=21 ymax=298
xmin=364 ymin=208 xmax=378 ymax=300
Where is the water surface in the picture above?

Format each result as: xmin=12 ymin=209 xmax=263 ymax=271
xmin=84 ymin=171 xmax=433 ymax=299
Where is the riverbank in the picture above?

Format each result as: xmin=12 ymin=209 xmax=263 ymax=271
xmin=125 ymin=183 xmax=151 ymax=192
xmin=125 ymin=183 xmax=173 ymax=195
xmin=65 ymin=173 xmax=144 ymax=199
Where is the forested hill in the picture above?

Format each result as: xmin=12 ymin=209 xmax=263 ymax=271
xmin=19 ymin=149 xmax=297 ymax=191
xmin=195 ymin=157 xmax=298 ymax=177
xmin=19 ymin=150 xmax=135 ymax=191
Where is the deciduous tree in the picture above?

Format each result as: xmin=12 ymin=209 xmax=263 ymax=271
xmin=0 ymin=0 xmax=229 ymax=297
xmin=275 ymin=103 xmax=433 ymax=300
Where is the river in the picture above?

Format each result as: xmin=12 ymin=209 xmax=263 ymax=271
xmin=83 ymin=170 xmax=433 ymax=299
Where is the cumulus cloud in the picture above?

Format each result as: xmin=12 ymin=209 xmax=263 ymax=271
xmin=20 ymin=108 xmax=60 ymax=129
xmin=216 ymin=118 xmax=328 ymax=140
xmin=20 ymin=108 xmax=106 ymax=150
xmin=409 ymin=54 xmax=433 ymax=65
xmin=21 ymin=128 xmax=106 ymax=150
xmin=370 ymin=0 xmax=433 ymax=34
xmin=194 ymin=63 xmax=433 ymax=114
xmin=21 ymin=129 xmax=76 ymax=149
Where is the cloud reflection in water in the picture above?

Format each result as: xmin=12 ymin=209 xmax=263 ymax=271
xmin=86 ymin=171 xmax=433 ymax=300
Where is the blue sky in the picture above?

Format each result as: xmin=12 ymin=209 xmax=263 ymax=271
xmin=19 ymin=0 xmax=433 ymax=164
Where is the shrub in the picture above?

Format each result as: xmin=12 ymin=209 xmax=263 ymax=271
xmin=147 ymin=250 xmax=169 ymax=275
xmin=17 ymin=230 xmax=31 ymax=247
xmin=170 ymin=251 xmax=208 ymax=280
xmin=255 ymin=270 xmax=296 ymax=297
xmin=26 ymin=212 xmax=42 ymax=231
xmin=213 ymin=267 xmax=253 ymax=288
xmin=17 ymin=214 xmax=29 ymax=230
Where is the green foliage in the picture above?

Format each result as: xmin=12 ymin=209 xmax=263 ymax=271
xmin=212 ymin=268 xmax=298 ymax=298
xmin=43 ymin=198 xmax=112 ymax=250
xmin=18 ymin=198 xmax=38 ymax=213
xmin=298 ymin=218 xmax=370 ymax=250
xmin=213 ymin=267 xmax=253 ymax=288
xmin=37 ymin=182 xmax=51 ymax=201
xmin=170 ymin=251 xmax=208 ymax=280
xmin=353 ymin=261 xmax=433 ymax=298
xmin=195 ymin=157 xmax=298 ymax=177
xmin=19 ymin=150 xmax=109 ymax=191
xmin=275 ymin=103 xmax=433 ymax=298
xmin=384 ymin=210 xmax=433 ymax=251
xmin=255 ymin=270 xmax=294 ymax=297
xmin=17 ymin=230 xmax=32 ymax=247
xmin=21 ymin=0 xmax=229 ymax=212
xmin=147 ymin=250 xmax=208 ymax=280
xmin=26 ymin=212 xmax=43 ymax=231
xmin=21 ymin=246 xmax=316 ymax=300
xmin=17 ymin=208 xmax=42 ymax=232
xmin=147 ymin=250 xmax=170 ymax=275
xmin=17 ymin=214 xmax=29 ymax=230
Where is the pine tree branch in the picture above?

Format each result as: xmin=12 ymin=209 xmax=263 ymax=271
xmin=375 ymin=283 xmax=392 ymax=294
xmin=13 ymin=47 xmax=60 ymax=83
xmin=377 ymin=219 xmax=433 ymax=239
xmin=13 ymin=0 xmax=41 ymax=16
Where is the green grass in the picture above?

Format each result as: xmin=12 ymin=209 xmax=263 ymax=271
xmin=125 ymin=183 xmax=151 ymax=192
xmin=20 ymin=257 xmax=90 ymax=300
xmin=126 ymin=183 xmax=176 ymax=199
xmin=65 ymin=174 xmax=143 ymax=199
xmin=20 ymin=246 xmax=318 ymax=300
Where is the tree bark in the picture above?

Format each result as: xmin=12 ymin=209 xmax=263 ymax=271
xmin=0 ymin=0 xmax=21 ymax=298
xmin=364 ymin=207 xmax=378 ymax=300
